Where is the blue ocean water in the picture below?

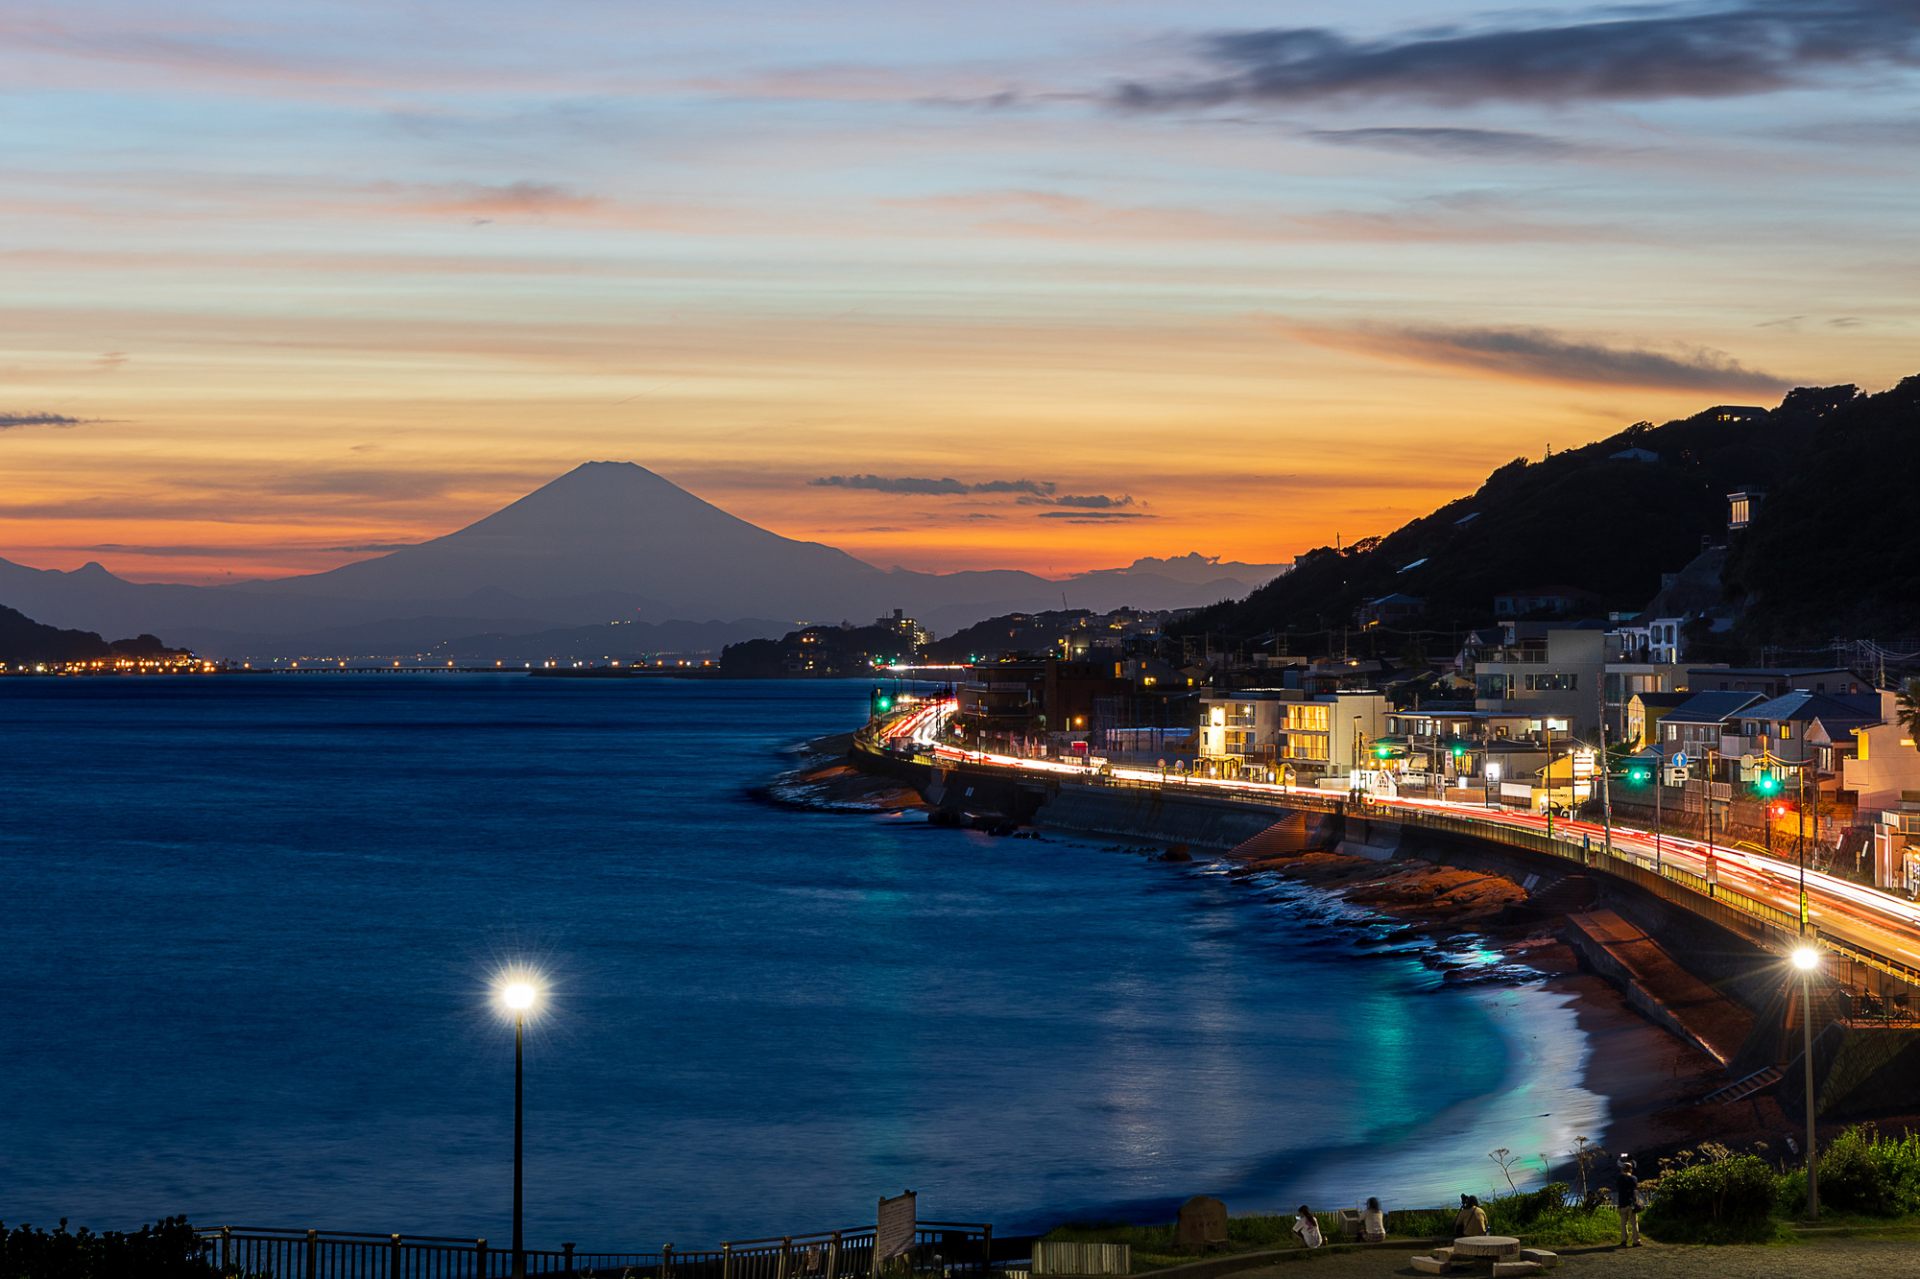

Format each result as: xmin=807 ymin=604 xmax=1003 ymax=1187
xmin=0 ymin=676 xmax=1602 ymax=1246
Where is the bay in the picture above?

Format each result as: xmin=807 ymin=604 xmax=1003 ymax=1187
xmin=0 ymin=675 xmax=1603 ymax=1244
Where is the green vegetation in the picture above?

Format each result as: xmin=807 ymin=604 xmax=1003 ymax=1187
xmin=1385 ymin=1185 xmax=1620 ymax=1250
xmin=1048 ymin=1132 xmax=1920 ymax=1272
xmin=1725 ymin=376 xmax=1920 ymax=643
xmin=1811 ymin=1126 xmax=1920 ymax=1218
xmin=1637 ymin=1128 xmax=1920 ymax=1245
xmin=1642 ymin=1152 xmax=1783 ymax=1244
xmin=1043 ymin=1214 xmax=1344 ymax=1270
xmin=1045 ymin=1187 xmax=1620 ymax=1270
xmin=0 ymin=1216 xmax=214 ymax=1278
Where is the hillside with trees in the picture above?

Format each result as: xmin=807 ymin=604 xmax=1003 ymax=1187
xmin=0 ymin=604 xmax=185 ymax=665
xmin=1181 ymin=384 xmax=1870 ymax=649
xmin=1726 ymin=376 xmax=1920 ymax=644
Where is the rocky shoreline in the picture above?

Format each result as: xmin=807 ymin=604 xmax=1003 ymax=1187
xmin=749 ymin=732 xmax=930 ymax=814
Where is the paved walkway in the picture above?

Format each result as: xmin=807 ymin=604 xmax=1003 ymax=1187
xmin=1223 ymin=1236 xmax=1920 ymax=1278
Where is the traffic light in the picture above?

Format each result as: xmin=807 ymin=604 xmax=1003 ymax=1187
xmin=871 ymin=687 xmax=894 ymax=716
xmin=1449 ymin=742 xmax=1467 ymax=760
xmin=1625 ymin=765 xmax=1651 ymax=785
xmin=1374 ymin=743 xmax=1393 ymax=761
xmin=1755 ymin=770 xmax=1781 ymax=797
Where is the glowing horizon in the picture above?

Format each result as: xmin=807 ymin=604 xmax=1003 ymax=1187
xmin=5 ymin=0 xmax=1917 ymax=585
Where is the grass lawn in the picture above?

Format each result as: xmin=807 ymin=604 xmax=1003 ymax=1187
xmin=1042 ymin=1202 xmax=1627 ymax=1272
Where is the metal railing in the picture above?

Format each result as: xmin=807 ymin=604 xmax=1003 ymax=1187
xmin=199 ymin=1224 xmax=992 ymax=1279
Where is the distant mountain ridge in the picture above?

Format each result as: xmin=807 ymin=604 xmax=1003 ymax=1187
xmin=0 ymin=462 xmax=1289 ymax=657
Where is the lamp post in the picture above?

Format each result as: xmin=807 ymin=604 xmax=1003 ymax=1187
xmin=500 ymin=976 xmax=542 ymax=1279
xmin=1791 ymin=946 xmax=1822 ymax=1220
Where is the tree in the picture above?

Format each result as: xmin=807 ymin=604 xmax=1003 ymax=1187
xmin=1898 ymin=678 xmax=1920 ymax=751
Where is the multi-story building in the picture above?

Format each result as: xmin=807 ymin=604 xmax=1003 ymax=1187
xmin=1865 ymin=794 xmax=1920 ymax=895
xmin=1198 ymin=687 xmax=1387 ymax=782
xmin=1686 ymin=667 xmax=1870 ymax=698
xmin=1472 ymin=623 xmax=1606 ymax=738
xmin=1844 ymin=688 xmax=1920 ymax=818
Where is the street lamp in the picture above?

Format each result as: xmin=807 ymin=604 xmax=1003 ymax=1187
xmin=495 ymin=971 xmax=545 ymax=1279
xmin=1790 ymin=946 xmax=1821 ymax=1220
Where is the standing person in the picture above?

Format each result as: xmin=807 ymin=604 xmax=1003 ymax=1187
xmin=1453 ymin=1195 xmax=1489 ymax=1239
xmin=1360 ymin=1197 xmax=1387 ymax=1244
xmin=1292 ymin=1206 xmax=1323 ymax=1249
xmin=1615 ymin=1157 xmax=1642 ymax=1247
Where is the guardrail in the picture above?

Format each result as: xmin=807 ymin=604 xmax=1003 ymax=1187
xmin=199 ymin=1223 xmax=993 ymax=1279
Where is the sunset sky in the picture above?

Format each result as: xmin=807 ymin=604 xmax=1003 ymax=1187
xmin=3 ymin=0 xmax=1917 ymax=582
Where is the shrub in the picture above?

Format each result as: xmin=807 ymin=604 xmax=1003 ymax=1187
xmin=1815 ymin=1125 xmax=1920 ymax=1218
xmin=0 ymin=1216 xmax=212 ymax=1279
xmin=1481 ymin=1185 xmax=1619 ymax=1248
xmin=1642 ymin=1154 xmax=1780 ymax=1243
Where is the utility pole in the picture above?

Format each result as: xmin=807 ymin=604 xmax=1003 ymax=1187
xmin=1653 ymin=743 xmax=1664 ymax=875
xmin=1797 ymin=752 xmax=1811 ymax=933
xmin=1597 ymin=691 xmax=1615 ymax=860
xmin=1704 ymin=747 xmax=1718 ymax=894
xmin=1544 ymin=720 xmax=1555 ymax=843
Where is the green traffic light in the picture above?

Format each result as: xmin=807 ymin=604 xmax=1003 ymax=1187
xmin=877 ymin=696 xmax=893 ymax=712
xmin=1450 ymin=743 xmax=1466 ymax=759
xmin=1756 ymin=770 xmax=1781 ymax=796
xmin=1374 ymin=745 xmax=1392 ymax=760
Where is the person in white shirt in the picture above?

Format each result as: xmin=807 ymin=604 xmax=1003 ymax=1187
xmin=1292 ymin=1206 xmax=1323 ymax=1249
xmin=1360 ymin=1197 xmax=1387 ymax=1244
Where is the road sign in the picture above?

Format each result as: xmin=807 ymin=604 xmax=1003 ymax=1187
xmin=1672 ymin=752 xmax=1689 ymax=767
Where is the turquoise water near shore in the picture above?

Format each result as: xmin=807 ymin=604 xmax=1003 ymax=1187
xmin=1 ymin=676 xmax=1604 ymax=1244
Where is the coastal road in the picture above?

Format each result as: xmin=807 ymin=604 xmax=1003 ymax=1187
xmin=875 ymin=700 xmax=1920 ymax=983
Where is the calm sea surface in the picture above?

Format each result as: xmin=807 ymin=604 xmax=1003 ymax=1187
xmin=1 ymin=676 xmax=1603 ymax=1245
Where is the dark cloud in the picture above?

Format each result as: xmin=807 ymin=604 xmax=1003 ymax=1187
xmin=1019 ymin=493 xmax=1137 ymax=509
xmin=1281 ymin=321 xmax=1796 ymax=392
xmin=77 ymin=543 xmax=253 ymax=558
xmin=0 ymin=411 xmax=87 ymax=430
xmin=1112 ymin=3 xmax=1920 ymax=109
xmin=1305 ymin=127 xmax=1576 ymax=157
xmin=1036 ymin=511 xmax=1155 ymax=522
xmin=810 ymin=474 xmax=1055 ymax=496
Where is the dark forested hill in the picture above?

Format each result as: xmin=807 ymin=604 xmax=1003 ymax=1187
xmin=1727 ymin=376 xmax=1920 ymax=644
xmin=1182 ymin=384 xmax=1862 ymax=646
xmin=0 ymin=604 xmax=184 ymax=665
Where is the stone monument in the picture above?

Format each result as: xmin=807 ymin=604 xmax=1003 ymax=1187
xmin=1174 ymin=1196 xmax=1228 ymax=1249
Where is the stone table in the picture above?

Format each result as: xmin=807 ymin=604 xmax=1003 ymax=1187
xmin=1453 ymin=1236 xmax=1521 ymax=1262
